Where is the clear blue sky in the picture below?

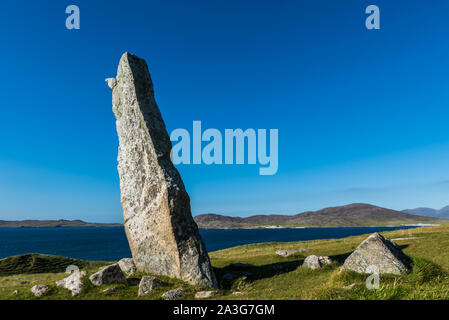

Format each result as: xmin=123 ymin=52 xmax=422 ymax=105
xmin=0 ymin=0 xmax=448 ymax=222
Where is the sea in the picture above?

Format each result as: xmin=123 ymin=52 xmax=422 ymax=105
xmin=0 ymin=226 xmax=418 ymax=261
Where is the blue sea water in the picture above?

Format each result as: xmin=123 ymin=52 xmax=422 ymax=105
xmin=0 ymin=226 xmax=418 ymax=261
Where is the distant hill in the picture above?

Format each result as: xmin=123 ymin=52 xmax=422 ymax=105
xmin=402 ymin=206 xmax=449 ymax=219
xmin=194 ymin=203 xmax=443 ymax=229
xmin=0 ymin=219 xmax=121 ymax=228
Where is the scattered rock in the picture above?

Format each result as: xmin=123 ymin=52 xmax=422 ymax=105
xmin=89 ymin=264 xmax=127 ymax=286
xmin=13 ymin=290 xmax=18 ymax=295
xmin=101 ymin=286 xmax=122 ymax=293
xmin=302 ymin=255 xmax=321 ymax=269
xmin=236 ymin=276 xmax=248 ymax=290
xmin=343 ymin=283 xmax=356 ymax=290
xmin=343 ymin=233 xmax=410 ymax=275
xmin=276 ymin=249 xmax=309 ymax=257
xmin=108 ymin=52 xmax=217 ymax=288
xmin=391 ymin=237 xmax=418 ymax=241
xmin=118 ymin=258 xmax=137 ymax=275
xmin=232 ymin=291 xmax=243 ymax=295
xmin=195 ymin=290 xmax=219 ymax=299
xmin=31 ymin=285 xmax=48 ymax=297
xmin=56 ymin=270 xmax=87 ymax=296
xmin=302 ymin=255 xmax=332 ymax=269
xmin=138 ymin=276 xmax=165 ymax=297
xmin=162 ymin=289 xmax=184 ymax=300
xmin=319 ymin=256 xmax=333 ymax=266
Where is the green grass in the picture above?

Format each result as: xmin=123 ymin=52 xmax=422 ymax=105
xmin=1 ymin=224 xmax=449 ymax=300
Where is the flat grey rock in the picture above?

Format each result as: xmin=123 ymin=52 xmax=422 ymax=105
xmin=107 ymin=52 xmax=216 ymax=288
xmin=276 ymin=249 xmax=309 ymax=257
xmin=343 ymin=233 xmax=410 ymax=275
xmin=162 ymin=289 xmax=184 ymax=300
xmin=89 ymin=264 xmax=127 ymax=286
xmin=195 ymin=290 xmax=219 ymax=299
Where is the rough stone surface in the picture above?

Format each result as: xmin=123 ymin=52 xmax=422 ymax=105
xmin=318 ymin=256 xmax=333 ymax=266
xmin=302 ymin=255 xmax=332 ymax=269
xmin=31 ymin=285 xmax=48 ymax=297
xmin=162 ymin=289 xmax=184 ymax=300
xmin=276 ymin=249 xmax=309 ymax=257
xmin=107 ymin=52 xmax=216 ymax=288
xmin=195 ymin=290 xmax=219 ymax=299
xmin=302 ymin=255 xmax=321 ymax=269
xmin=56 ymin=271 xmax=87 ymax=296
xmin=138 ymin=276 xmax=165 ymax=297
xmin=89 ymin=264 xmax=127 ymax=286
xmin=118 ymin=258 xmax=137 ymax=275
xmin=343 ymin=233 xmax=410 ymax=275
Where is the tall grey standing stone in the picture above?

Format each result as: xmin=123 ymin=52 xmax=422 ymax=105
xmin=107 ymin=52 xmax=217 ymax=288
xmin=343 ymin=233 xmax=410 ymax=275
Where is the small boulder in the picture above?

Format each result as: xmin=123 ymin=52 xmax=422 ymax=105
xmin=319 ymin=256 xmax=333 ymax=266
xmin=302 ymin=255 xmax=332 ymax=269
xmin=138 ymin=276 xmax=165 ymax=297
xmin=195 ymin=290 xmax=219 ymax=299
xmin=276 ymin=249 xmax=309 ymax=257
xmin=13 ymin=290 xmax=18 ymax=295
xmin=89 ymin=264 xmax=127 ymax=286
xmin=118 ymin=258 xmax=137 ymax=275
xmin=343 ymin=283 xmax=356 ymax=290
xmin=101 ymin=286 xmax=122 ymax=293
xmin=31 ymin=285 xmax=48 ymax=297
xmin=56 ymin=270 xmax=87 ymax=296
xmin=343 ymin=233 xmax=410 ymax=275
xmin=162 ymin=289 xmax=184 ymax=300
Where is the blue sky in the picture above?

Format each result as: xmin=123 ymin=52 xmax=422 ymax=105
xmin=0 ymin=0 xmax=448 ymax=222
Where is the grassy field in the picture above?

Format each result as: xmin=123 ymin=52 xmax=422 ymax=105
xmin=1 ymin=224 xmax=449 ymax=300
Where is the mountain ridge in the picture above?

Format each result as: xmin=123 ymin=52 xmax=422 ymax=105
xmin=194 ymin=203 xmax=443 ymax=229
xmin=0 ymin=220 xmax=121 ymax=228
xmin=402 ymin=206 xmax=449 ymax=219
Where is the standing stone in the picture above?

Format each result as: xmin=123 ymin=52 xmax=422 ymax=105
xmin=343 ymin=233 xmax=410 ymax=275
xmin=107 ymin=52 xmax=217 ymax=288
